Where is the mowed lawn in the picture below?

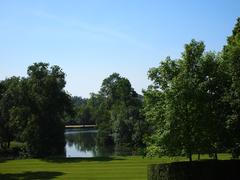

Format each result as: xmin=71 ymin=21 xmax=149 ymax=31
xmin=0 ymin=154 xmax=231 ymax=180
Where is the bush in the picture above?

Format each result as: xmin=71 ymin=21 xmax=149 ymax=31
xmin=148 ymin=160 xmax=240 ymax=180
xmin=0 ymin=142 xmax=29 ymax=158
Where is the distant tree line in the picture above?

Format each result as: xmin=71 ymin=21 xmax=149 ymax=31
xmin=143 ymin=18 xmax=240 ymax=160
xmin=64 ymin=95 xmax=101 ymax=126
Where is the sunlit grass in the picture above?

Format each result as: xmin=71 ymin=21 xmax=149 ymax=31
xmin=0 ymin=154 xmax=232 ymax=180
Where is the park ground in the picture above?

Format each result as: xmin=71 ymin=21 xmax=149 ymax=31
xmin=0 ymin=154 xmax=231 ymax=180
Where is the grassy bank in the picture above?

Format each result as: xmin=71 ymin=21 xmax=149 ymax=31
xmin=0 ymin=154 xmax=231 ymax=180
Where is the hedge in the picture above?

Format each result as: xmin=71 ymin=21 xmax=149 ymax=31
xmin=148 ymin=160 xmax=240 ymax=180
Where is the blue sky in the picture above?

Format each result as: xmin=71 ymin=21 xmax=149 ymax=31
xmin=0 ymin=0 xmax=240 ymax=97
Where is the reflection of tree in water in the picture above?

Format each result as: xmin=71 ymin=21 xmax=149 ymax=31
xmin=96 ymin=133 xmax=132 ymax=156
xmin=65 ymin=130 xmax=97 ymax=155
xmin=65 ymin=129 xmax=131 ymax=157
xmin=95 ymin=141 xmax=114 ymax=157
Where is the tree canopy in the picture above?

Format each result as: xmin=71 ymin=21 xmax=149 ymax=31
xmin=144 ymin=18 xmax=240 ymax=160
xmin=0 ymin=63 xmax=73 ymax=157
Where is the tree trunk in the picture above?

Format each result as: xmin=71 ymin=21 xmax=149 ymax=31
xmin=7 ymin=139 xmax=10 ymax=148
xmin=188 ymin=152 xmax=192 ymax=162
xmin=232 ymin=147 xmax=240 ymax=159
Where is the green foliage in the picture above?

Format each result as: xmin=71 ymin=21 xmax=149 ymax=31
xmin=0 ymin=62 xmax=73 ymax=157
xmin=0 ymin=77 xmax=24 ymax=149
xmin=65 ymin=94 xmax=104 ymax=126
xmin=144 ymin=18 xmax=240 ymax=160
xmin=144 ymin=40 xmax=228 ymax=160
xmin=222 ymin=18 xmax=240 ymax=158
xmin=24 ymin=63 xmax=72 ymax=156
xmin=96 ymin=73 xmax=146 ymax=149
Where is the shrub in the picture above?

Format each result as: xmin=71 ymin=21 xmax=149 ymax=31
xmin=148 ymin=160 xmax=240 ymax=180
xmin=0 ymin=142 xmax=29 ymax=158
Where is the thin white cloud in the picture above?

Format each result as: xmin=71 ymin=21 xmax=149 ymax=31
xmin=31 ymin=9 xmax=152 ymax=49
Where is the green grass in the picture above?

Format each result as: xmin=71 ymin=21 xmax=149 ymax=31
xmin=0 ymin=154 xmax=231 ymax=180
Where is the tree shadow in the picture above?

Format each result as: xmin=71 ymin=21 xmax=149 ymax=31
xmin=0 ymin=159 xmax=7 ymax=163
xmin=0 ymin=171 xmax=64 ymax=180
xmin=42 ymin=156 xmax=126 ymax=163
xmin=0 ymin=157 xmax=14 ymax=163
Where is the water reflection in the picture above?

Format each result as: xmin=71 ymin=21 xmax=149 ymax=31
xmin=65 ymin=128 xmax=114 ymax=157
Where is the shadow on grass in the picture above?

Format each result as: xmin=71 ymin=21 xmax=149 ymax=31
xmin=0 ymin=171 xmax=64 ymax=180
xmin=0 ymin=157 xmax=15 ymax=163
xmin=42 ymin=156 xmax=126 ymax=163
xmin=0 ymin=159 xmax=7 ymax=163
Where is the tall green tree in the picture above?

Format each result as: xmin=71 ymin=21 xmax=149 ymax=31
xmin=144 ymin=40 xmax=227 ymax=161
xmin=175 ymin=40 xmax=206 ymax=161
xmin=223 ymin=18 xmax=240 ymax=158
xmin=0 ymin=77 xmax=23 ymax=149
xmin=196 ymin=52 xmax=229 ymax=158
xmin=144 ymin=56 xmax=182 ymax=157
xmin=22 ymin=62 xmax=72 ymax=157
xmin=97 ymin=73 xmax=145 ymax=149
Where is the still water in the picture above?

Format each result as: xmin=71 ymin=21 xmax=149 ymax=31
xmin=65 ymin=128 xmax=114 ymax=158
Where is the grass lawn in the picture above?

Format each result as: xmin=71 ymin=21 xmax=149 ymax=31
xmin=0 ymin=154 xmax=231 ymax=180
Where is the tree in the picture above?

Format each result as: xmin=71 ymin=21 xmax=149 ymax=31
xmin=144 ymin=56 xmax=181 ymax=157
xmin=0 ymin=77 xmax=23 ymax=149
xmin=64 ymin=96 xmax=87 ymax=125
xmin=96 ymin=97 xmax=112 ymax=145
xmin=195 ymin=52 xmax=229 ymax=159
xmin=223 ymin=18 xmax=240 ymax=158
xmin=97 ymin=73 xmax=145 ymax=149
xmin=144 ymin=40 xmax=228 ymax=161
xmin=175 ymin=40 xmax=206 ymax=161
xmin=22 ymin=62 xmax=72 ymax=157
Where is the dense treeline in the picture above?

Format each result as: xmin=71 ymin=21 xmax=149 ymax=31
xmin=0 ymin=64 xmax=146 ymax=157
xmin=65 ymin=95 xmax=103 ymax=126
xmin=144 ymin=18 xmax=240 ymax=160
xmin=0 ymin=63 xmax=73 ymax=157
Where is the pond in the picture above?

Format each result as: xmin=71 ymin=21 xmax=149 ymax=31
xmin=65 ymin=128 xmax=115 ymax=157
